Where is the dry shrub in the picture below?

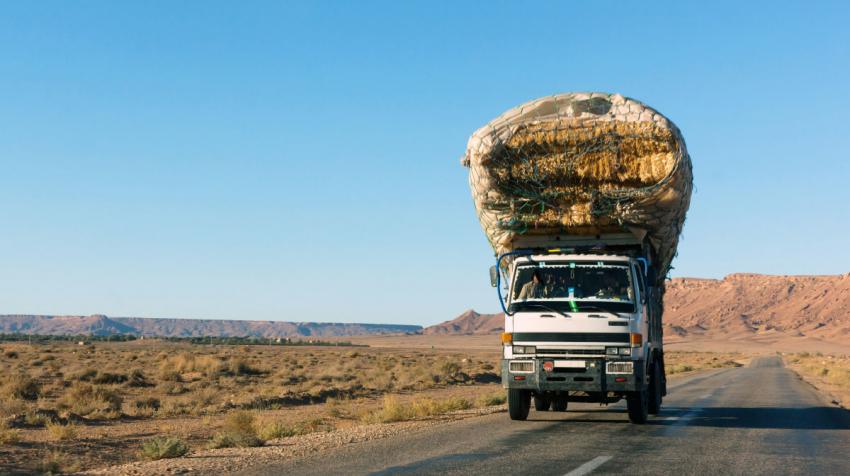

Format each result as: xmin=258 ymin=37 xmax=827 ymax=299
xmin=140 ymin=436 xmax=189 ymax=460
xmin=412 ymin=397 xmax=472 ymax=417
xmin=366 ymin=396 xmax=414 ymax=423
xmin=38 ymin=451 xmax=79 ymax=475
xmin=365 ymin=395 xmax=475 ymax=424
xmin=208 ymin=411 xmax=264 ymax=448
xmin=127 ymin=369 xmax=151 ymax=387
xmin=1 ymin=374 xmax=40 ymax=401
xmin=0 ymin=422 xmax=20 ymax=444
xmin=0 ymin=397 xmax=28 ymax=419
xmin=46 ymin=422 xmax=78 ymax=441
xmin=258 ymin=421 xmax=298 ymax=440
xmin=57 ymin=383 xmax=123 ymax=418
xmin=228 ymin=358 xmax=264 ymax=376
xmin=159 ymin=353 xmax=263 ymax=379
xmin=476 ymin=391 xmax=507 ymax=407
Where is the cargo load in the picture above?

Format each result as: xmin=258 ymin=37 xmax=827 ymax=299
xmin=461 ymin=92 xmax=692 ymax=282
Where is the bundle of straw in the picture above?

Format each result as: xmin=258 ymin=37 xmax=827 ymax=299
xmin=462 ymin=92 xmax=692 ymax=282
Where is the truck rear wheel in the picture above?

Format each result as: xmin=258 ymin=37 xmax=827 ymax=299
xmin=551 ymin=394 xmax=568 ymax=412
xmin=508 ymin=389 xmax=531 ymax=420
xmin=533 ymin=394 xmax=550 ymax=411
xmin=648 ymin=359 xmax=662 ymax=415
xmin=627 ymin=388 xmax=649 ymax=424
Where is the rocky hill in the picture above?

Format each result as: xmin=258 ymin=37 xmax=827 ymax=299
xmin=0 ymin=314 xmax=421 ymax=338
xmin=663 ymin=273 xmax=850 ymax=340
xmin=422 ymin=309 xmax=504 ymax=335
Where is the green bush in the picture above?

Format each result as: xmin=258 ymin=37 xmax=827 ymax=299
xmin=140 ymin=437 xmax=189 ymax=460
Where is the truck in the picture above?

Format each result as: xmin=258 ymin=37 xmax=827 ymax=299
xmin=462 ymin=93 xmax=692 ymax=424
xmin=490 ymin=234 xmax=665 ymax=423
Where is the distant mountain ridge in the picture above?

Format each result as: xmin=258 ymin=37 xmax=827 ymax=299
xmin=0 ymin=314 xmax=421 ymax=338
xmin=6 ymin=273 xmax=849 ymax=340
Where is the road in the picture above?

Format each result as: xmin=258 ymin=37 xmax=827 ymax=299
xmin=242 ymin=356 xmax=850 ymax=475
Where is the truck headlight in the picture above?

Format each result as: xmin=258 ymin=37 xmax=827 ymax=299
xmin=619 ymin=347 xmax=631 ymax=356
xmin=513 ymin=346 xmax=536 ymax=354
xmin=606 ymin=347 xmax=618 ymax=355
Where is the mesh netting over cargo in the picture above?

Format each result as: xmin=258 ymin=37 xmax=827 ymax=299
xmin=462 ymin=92 xmax=692 ymax=282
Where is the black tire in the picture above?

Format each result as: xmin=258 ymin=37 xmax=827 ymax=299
xmin=648 ymin=359 xmax=662 ymax=415
xmin=533 ymin=394 xmax=550 ymax=411
xmin=508 ymin=389 xmax=531 ymax=421
xmin=551 ymin=394 xmax=568 ymax=412
xmin=627 ymin=388 xmax=649 ymax=424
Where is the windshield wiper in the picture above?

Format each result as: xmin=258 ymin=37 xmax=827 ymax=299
xmin=511 ymin=302 xmax=571 ymax=319
xmin=573 ymin=304 xmax=628 ymax=319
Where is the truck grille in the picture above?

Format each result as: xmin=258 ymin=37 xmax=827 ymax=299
xmin=512 ymin=332 xmax=629 ymax=343
xmin=537 ymin=348 xmax=605 ymax=357
xmin=509 ymin=361 xmax=535 ymax=373
xmin=606 ymin=361 xmax=634 ymax=375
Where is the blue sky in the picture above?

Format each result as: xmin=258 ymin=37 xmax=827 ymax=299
xmin=1 ymin=1 xmax=848 ymax=325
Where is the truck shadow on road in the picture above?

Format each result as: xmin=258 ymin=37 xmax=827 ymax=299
xmin=525 ymin=405 xmax=850 ymax=430
xmin=653 ymin=406 xmax=850 ymax=430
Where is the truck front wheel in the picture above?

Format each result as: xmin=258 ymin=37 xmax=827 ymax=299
xmin=627 ymin=388 xmax=649 ymax=424
xmin=508 ymin=389 xmax=531 ymax=420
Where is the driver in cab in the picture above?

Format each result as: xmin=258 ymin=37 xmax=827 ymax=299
xmin=517 ymin=270 xmax=546 ymax=300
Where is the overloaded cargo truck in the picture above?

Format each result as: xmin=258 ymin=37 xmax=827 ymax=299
xmin=461 ymin=93 xmax=693 ymax=423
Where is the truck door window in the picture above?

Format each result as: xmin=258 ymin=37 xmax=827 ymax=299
xmin=635 ymin=263 xmax=646 ymax=302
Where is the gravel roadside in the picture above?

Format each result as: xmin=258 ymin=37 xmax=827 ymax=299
xmin=83 ymin=406 xmax=507 ymax=475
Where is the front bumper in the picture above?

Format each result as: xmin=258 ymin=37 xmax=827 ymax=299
xmin=501 ymin=358 xmax=645 ymax=393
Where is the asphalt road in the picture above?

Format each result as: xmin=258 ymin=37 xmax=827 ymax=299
xmin=244 ymin=356 xmax=850 ymax=475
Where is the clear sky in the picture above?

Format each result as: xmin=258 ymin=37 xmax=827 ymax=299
xmin=2 ymin=1 xmax=849 ymax=325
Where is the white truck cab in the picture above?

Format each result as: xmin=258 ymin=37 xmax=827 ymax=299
xmin=492 ymin=236 xmax=666 ymax=423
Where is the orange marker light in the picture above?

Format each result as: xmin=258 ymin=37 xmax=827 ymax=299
xmin=501 ymin=332 xmax=513 ymax=344
xmin=630 ymin=333 xmax=643 ymax=346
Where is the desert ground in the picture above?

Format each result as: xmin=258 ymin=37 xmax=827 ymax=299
xmin=0 ymin=335 xmax=770 ymax=475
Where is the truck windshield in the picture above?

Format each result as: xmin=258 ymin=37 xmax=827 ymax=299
xmin=509 ymin=261 xmax=635 ymax=313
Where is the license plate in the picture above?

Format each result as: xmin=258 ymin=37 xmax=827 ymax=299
xmin=553 ymin=360 xmax=585 ymax=368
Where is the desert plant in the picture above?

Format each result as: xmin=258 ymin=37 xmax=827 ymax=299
xmin=258 ymin=421 xmax=298 ymax=440
xmin=140 ymin=436 xmax=189 ymax=460
xmin=412 ymin=397 xmax=472 ymax=417
xmin=38 ymin=451 xmax=79 ymax=475
xmin=476 ymin=391 xmax=507 ymax=407
xmin=127 ymin=369 xmax=151 ymax=387
xmin=2 ymin=374 xmax=40 ymax=401
xmin=133 ymin=397 xmax=161 ymax=411
xmin=46 ymin=421 xmax=79 ymax=441
xmin=91 ymin=371 xmax=129 ymax=385
xmin=366 ymin=396 xmax=415 ymax=423
xmin=0 ymin=422 xmax=20 ymax=444
xmin=208 ymin=411 xmax=264 ymax=448
xmin=57 ymin=383 xmax=123 ymax=418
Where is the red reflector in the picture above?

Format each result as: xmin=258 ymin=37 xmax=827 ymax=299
xmin=615 ymin=377 xmax=626 ymax=382
xmin=543 ymin=361 xmax=554 ymax=372
xmin=513 ymin=375 xmax=526 ymax=381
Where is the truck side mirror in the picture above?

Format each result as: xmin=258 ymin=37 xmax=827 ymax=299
xmin=489 ymin=265 xmax=498 ymax=287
